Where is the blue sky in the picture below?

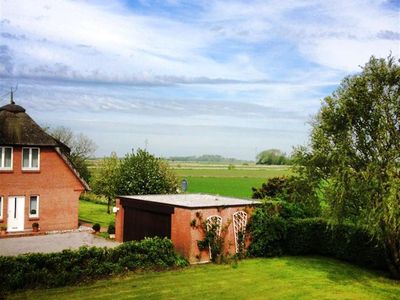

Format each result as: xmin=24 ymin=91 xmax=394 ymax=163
xmin=0 ymin=0 xmax=399 ymax=159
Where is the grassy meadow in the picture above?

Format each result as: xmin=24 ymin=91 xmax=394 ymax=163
xmin=172 ymin=163 xmax=290 ymax=199
xmin=10 ymin=257 xmax=400 ymax=300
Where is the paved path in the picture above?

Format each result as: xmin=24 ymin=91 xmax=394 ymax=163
xmin=0 ymin=232 xmax=120 ymax=256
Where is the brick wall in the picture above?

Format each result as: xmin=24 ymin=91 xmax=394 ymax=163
xmin=0 ymin=147 xmax=85 ymax=231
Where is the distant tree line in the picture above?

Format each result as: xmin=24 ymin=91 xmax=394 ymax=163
xmin=168 ymin=154 xmax=248 ymax=163
xmin=256 ymin=149 xmax=291 ymax=165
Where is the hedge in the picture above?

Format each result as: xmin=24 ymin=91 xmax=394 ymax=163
xmin=249 ymin=215 xmax=387 ymax=271
xmin=0 ymin=237 xmax=188 ymax=292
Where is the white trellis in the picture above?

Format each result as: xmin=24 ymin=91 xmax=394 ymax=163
xmin=233 ymin=211 xmax=248 ymax=253
xmin=206 ymin=215 xmax=222 ymax=259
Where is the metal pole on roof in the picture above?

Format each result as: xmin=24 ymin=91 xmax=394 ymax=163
xmin=10 ymin=88 xmax=14 ymax=104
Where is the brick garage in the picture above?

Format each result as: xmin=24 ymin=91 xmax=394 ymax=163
xmin=115 ymin=194 xmax=259 ymax=263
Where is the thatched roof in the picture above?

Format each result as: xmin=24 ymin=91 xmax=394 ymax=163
xmin=0 ymin=102 xmax=89 ymax=190
xmin=0 ymin=103 xmax=64 ymax=147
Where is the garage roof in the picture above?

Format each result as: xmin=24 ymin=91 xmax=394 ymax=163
xmin=118 ymin=194 xmax=260 ymax=208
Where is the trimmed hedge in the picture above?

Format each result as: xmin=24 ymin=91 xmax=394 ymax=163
xmin=249 ymin=213 xmax=387 ymax=271
xmin=284 ymin=218 xmax=387 ymax=270
xmin=0 ymin=237 xmax=188 ymax=292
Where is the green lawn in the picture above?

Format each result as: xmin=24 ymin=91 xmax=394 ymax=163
xmin=10 ymin=257 xmax=400 ymax=300
xmin=79 ymin=200 xmax=114 ymax=227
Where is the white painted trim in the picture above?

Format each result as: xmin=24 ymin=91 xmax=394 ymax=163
xmin=29 ymin=195 xmax=40 ymax=218
xmin=0 ymin=196 xmax=3 ymax=220
xmin=0 ymin=146 xmax=13 ymax=170
xmin=21 ymin=147 xmax=40 ymax=171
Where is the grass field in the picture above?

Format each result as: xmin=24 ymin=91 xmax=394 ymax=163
xmin=173 ymin=165 xmax=290 ymax=198
xmin=10 ymin=257 xmax=400 ymax=300
xmin=79 ymin=200 xmax=114 ymax=227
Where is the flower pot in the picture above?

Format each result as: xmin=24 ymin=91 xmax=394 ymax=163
xmin=0 ymin=230 xmax=6 ymax=236
xmin=32 ymin=227 xmax=39 ymax=232
xmin=109 ymin=234 xmax=115 ymax=239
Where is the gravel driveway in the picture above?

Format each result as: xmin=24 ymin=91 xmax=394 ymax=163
xmin=0 ymin=232 xmax=120 ymax=256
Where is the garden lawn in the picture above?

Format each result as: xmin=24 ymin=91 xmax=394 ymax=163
xmin=10 ymin=257 xmax=400 ymax=300
xmin=79 ymin=200 xmax=114 ymax=227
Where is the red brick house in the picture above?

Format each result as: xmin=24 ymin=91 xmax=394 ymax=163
xmin=0 ymin=101 xmax=89 ymax=233
xmin=115 ymin=194 xmax=259 ymax=263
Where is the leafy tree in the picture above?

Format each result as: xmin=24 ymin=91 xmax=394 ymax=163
xmin=91 ymin=152 xmax=120 ymax=214
xmin=295 ymin=56 xmax=400 ymax=278
xmin=47 ymin=126 xmax=97 ymax=182
xmin=252 ymin=176 xmax=320 ymax=217
xmin=116 ymin=149 xmax=178 ymax=195
xmin=256 ymin=149 xmax=290 ymax=165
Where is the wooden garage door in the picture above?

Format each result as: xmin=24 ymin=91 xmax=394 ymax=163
xmin=123 ymin=207 xmax=171 ymax=242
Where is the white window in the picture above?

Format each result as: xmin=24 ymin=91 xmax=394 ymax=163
xmin=29 ymin=196 xmax=39 ymax=218
xmin=0 ymin=147 xmax=13 ymax=170
xmin=0 ymin=196 xmax=3 ymax=219
xmin=22 ymin=148 xmax=40 ymax=170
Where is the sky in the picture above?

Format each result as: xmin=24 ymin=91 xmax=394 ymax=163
xmin=0 ymin=0 xmax=399 ymax=160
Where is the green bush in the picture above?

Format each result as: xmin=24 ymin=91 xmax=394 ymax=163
xmin=0 ymin=237 xmax=188 ymax=292
xmin=92 ymin=223 xmax=101 ymax=232
xmin=248 ymin=206 xmax=387 ymax=272
xmin=284 ymin=218 xmax=386 ymax=270
xmin=107 ymin=222 xmax=115 ymax=234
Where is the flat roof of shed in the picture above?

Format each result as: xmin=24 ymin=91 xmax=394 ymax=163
xmin=118 ymin=194 xmax=260 ymax=209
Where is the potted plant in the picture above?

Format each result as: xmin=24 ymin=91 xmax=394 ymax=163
xmin=108 ymin=222 xmax=115 ymax=239
xmin=92 ymin=223 xmax=101 ymax=234
xmin=32 ymin=222 xmax=39 ymax=232
xmin=0 ymin=225 xmax=7 ymax=235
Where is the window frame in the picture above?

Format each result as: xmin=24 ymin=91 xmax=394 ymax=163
xmin=0 ymin=146 xmax=13 ymax=170
xmin=29 ymin=195 xmax=39 ymax=218
xmin=22 ymin=147 xmax=40 ymax=171
xmin=0 ymin=196 xmax=3 ymax=220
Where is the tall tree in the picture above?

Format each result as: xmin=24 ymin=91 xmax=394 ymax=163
xmin=47 ymin=126 xmax=97 ymax=182
xmin=91 ymin=152 xmax=120 ymax=214
xmin=116 ymin=149 xmax=178 ymax=195
xmin=295 ymin=56 xmax=400 ymax=278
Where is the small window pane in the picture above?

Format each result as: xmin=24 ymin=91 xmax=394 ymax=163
xmin=31 ymin=149 xmax=39 ymax=168
xmin=30 ymin=196 xmax=38 ymax=216
xmin=23 ymin=148 xmax=30 ymax=168
xmin=4 ymin=148 xmax=12 ymax=168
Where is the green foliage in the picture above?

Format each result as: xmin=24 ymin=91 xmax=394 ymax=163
xmin=116 ymin=149 xmax=179 ymax=195
xmin=248 ymin=205 xmax=387 ymax=272
xmin=91 ymin=152 xmax=120 ymax=213
xmin=252 ymin=176 xmax=287 ymax=198
xmin=252 ymin=176 xmax=321 ymax=216
xmin=0 ymin=237 xmax=188 ymax=292
xmin=256 ymin=149 xmax=290 ymax=165
xmin=107 ymin=222 xmax=115 ymax=234
xmin=294 ymin=56 xmax=400 ymax=278
xmin=92 ymin=223 xmax=100 ymax=232
xmin=197 ymin=218 xmax=225 ymax=263
xmin=79 ymin=192 xmax=108 ymax=205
